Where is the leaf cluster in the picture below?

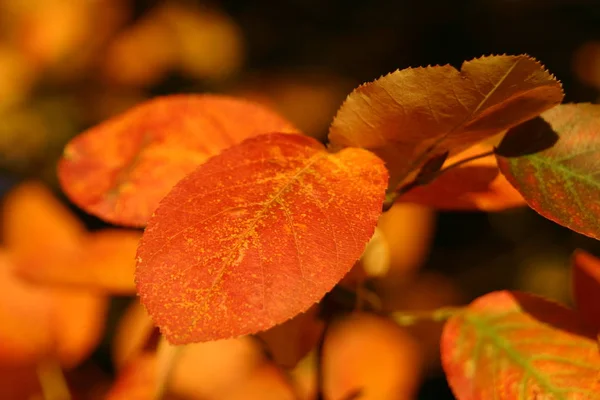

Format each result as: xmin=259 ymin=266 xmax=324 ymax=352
xmin=56 ymin=54 xmax=600 ymax=398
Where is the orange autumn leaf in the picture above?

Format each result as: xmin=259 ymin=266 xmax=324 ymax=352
xmin=0 ymin=251 xmax=54 ymax=364
xmin=159 ymin=3 xmax=244 ymax=81
xmin=2 ymin=180 xmax=83 ymax=262
xmin=136 ymin=133 xmax=388 ymax=344
xmin=3 ymin=181 xmax=139 ymax=293
xmin=0 ymin=251 xmax=107 ymax=367
xmin=329 ymin=54 xmax=563 ymax=189
xmin=256 ymin=304 xmax=325 ymax=368
xmin=572 ymin=250 xmax=600 ymax=331
xmin=322 ymin=313 xmax=423 ymax=400
xmin=111 ymin=326 xmax=271 ymax=399
xmin=375 ymin=202 xmax=435 ymax=281
xmin=441 ymin=291 xmax=600 ymax=400
xmin=17 ymin=229 xmax=141 ymax=294
xmin=52 ymin=290 xmax=107 ymax=368
xmin=398 ymin=144 xmax=526 ymax=210
xmin=223 ymin=363 xmax=297 ymax=400
xmin=58 ymin=94 xmax=298 ymax=227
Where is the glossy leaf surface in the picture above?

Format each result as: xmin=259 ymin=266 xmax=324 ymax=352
xmin=497 ymin=104 xmax=600 ymax=240
xmin=441 ymin=291 xmax=600 ymax=400
xmin=572 ymin=250 xmax=600 ymax=331
xmin=398 ymin=144 xmax=526 ymax=210
xmin=136 ymin=133 xmax=388 ymax=343
xmin=329 ymin=54 xmax=563 ymax=188
xmin=58 ymin=94 xmax=298 ymax=226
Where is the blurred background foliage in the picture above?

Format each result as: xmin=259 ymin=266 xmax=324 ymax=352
xmin=0 ymin=0 xmax=599 ymax=398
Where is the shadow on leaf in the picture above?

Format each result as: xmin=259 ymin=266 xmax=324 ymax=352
xmin=495 ymin=117 xmax=559 ymax=158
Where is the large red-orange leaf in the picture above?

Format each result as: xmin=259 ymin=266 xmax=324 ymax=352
xmin=572 ymin=250 xmax=600 ymax=331
xmin=441 ymin=291 xmax=600 ymax=399
xmin=398 ymin=144 xmax=526 ymax=210
xmin=136 ymin=133 xmax=388 ymax=344
xmin=329 ymin=54 xmax=563 ymax=189
xmin=58 ymin=94 xmax=298 ymax=227
xmin=497 ymin=104 xmax=600 ymax=240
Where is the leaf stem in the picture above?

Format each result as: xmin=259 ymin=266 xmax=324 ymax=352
xmin=154 ymin=337 xmax=184 ymax=400
xmin=390 ymin=306 xmax=464 ymax=326
xmin=36 ymin=358 xmax=71 ymax=400
xmin=383 ymin=150 xmax=495 ymax=211
xmin=315 ymin=320 xmax=331 ymax=400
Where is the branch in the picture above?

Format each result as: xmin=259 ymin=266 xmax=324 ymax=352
xmin=383 ymin=150 xmax=495 ymax=211
xmin=390 ymin=306 xmax=464 ymax=326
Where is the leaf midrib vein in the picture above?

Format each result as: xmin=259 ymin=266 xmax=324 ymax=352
xmin=397 ymin=58 xmax=523 ymax=185
xmin=467 ymin=314 xmax=570 ymax=400
xmin=192 ymin=152 xmax=327 ymax=321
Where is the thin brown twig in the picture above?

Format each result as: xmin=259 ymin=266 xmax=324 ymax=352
xmin=383 ymin=149 xmax=495 ymax=211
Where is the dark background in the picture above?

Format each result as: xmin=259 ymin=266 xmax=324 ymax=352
xmin=1 ymin=0 xmax=599 ymax=398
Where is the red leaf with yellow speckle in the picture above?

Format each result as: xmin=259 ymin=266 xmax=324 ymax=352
xmin=441 ymin=291 xmax=600 ymax=400
xmin=58 ymin=94 xmax=298 ymax=227
xmin=497 ymin=104 xmax=600 ymax=240
xmin=572 ymin=250 xmax=600 ymax=331
xmin=136 ymin=133 xmax=388 ymax=344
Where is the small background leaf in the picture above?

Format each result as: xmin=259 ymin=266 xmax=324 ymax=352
xmin=58 ymin=94 xmax=298 ymax=227
xmin=136 ymin=133 xmax=387 ymax=344
xmin=398 ymin=144 xmax=526 ymax=210
xmin=329 ymin=54 xmax=563 ymax=188
xmin=497 ymin=103 xmax=600 ymax=240
xmin=3 ymin=181 xmax=140 ymax=293
xmin=441 ymin=290 xmax=600 ymax=400
xmin=572 ymin=249 xmax=600 ymax=331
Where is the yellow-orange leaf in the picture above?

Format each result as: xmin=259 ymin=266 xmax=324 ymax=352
xmin=0 ymin=251 xmax=107 ymax=367
xmin=322 ymin=313 xmax=423 ymax=400
xmin=441 ymin=291 xmax=600 ymax=400
xmin=2 ymin=181 xmax=83 ymax=265
xmin=3 ymin=181 xmax=140 ymax=293
xmin=53 ymin=290 xmax=107 ymax=367
xmin=136 ymin=133 xmax=388 ymax=343
xmin=329 ymin=54 xmax=563 ymax=188
xmin=17 ymin=229 xmax=141 ymax=294
xmin=58 ymin=95 xmax=298 ymax=227
xmin=0 ymin=251 xmax=54 ymax=364
xmin=398 ymin=144 xmax=526 ymax=210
